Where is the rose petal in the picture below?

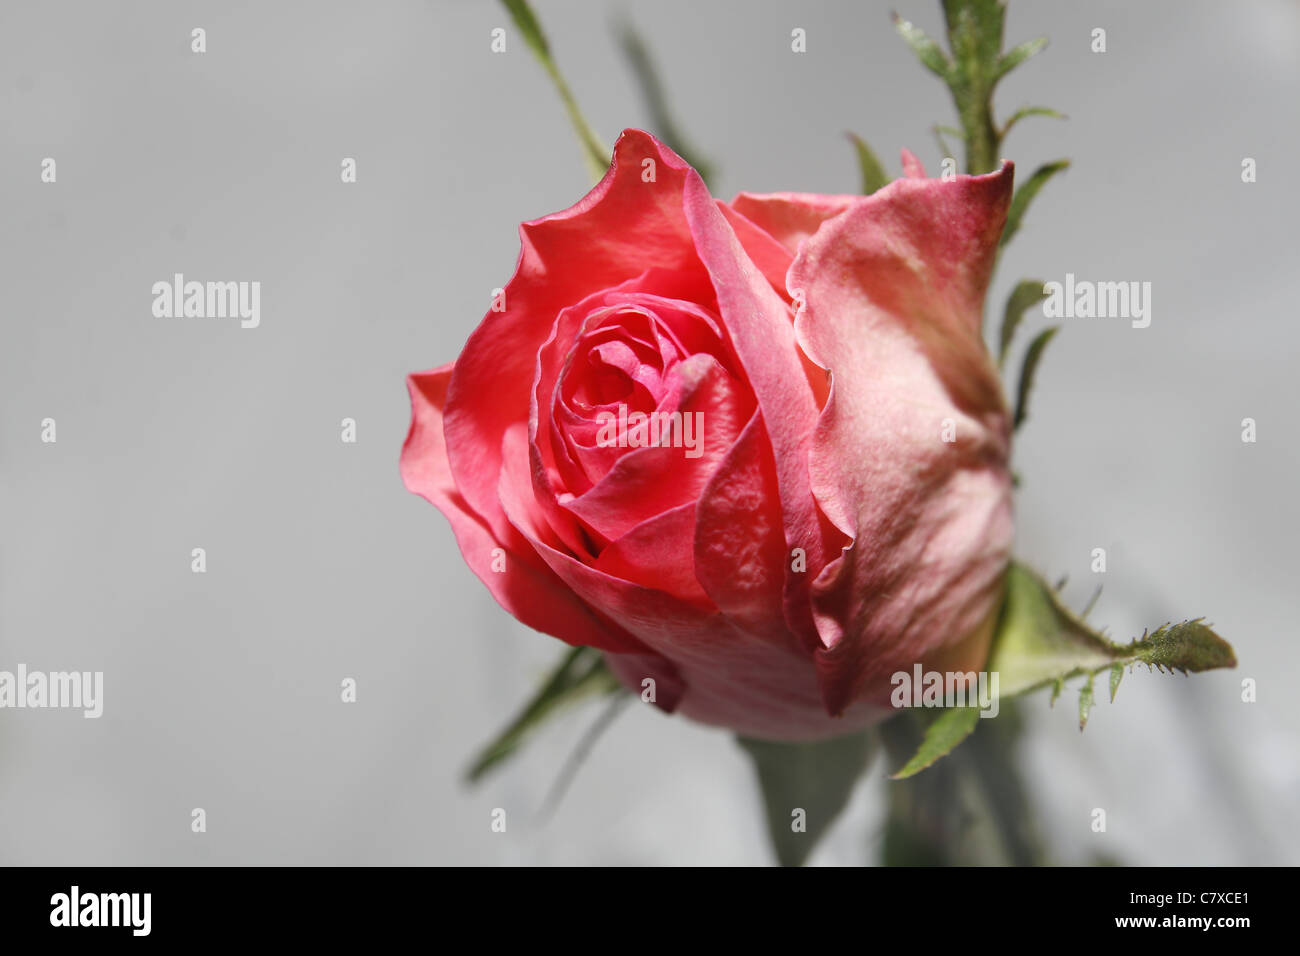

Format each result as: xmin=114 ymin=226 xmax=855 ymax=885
xmin=442 ymin=131 xmax=705 ymax=552
xmin=595 ymin=502 xmax=710 ymax=604
xmin=560 ymin=352 xmax=751 ymax=545
xmin=400 ymin=366 xmax=641 ymax=652
xmin=682 ymin=176 xmax=845 ymax=651
xmin=900 ymin=147 xmax=927 ymax=179
xmin=725 ymin=192 xmax=858 ymax=257
xmin=788 ymin=162 xmax=1016 ymax=715
xmin=693 ymin=410 xmax=795 ymax=649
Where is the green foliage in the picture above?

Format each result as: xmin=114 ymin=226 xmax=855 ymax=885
xmin=738 ymin=732 xmax=878 ymax=866
xmin=894 ymin=1 xmax=1049 ymax=176
xmin=1012 ymin=325 xmax=1059 ymax=430
xmin=501 ymin=0 xmax=610 ymax=180
xmin=847 ymin=132 xmax=891 ymax=194
xmin=999 ymin=279 xmax=1049 ymax=368
xmin=466 ymin=646 xmax=620 ymax=783
xmin=892 ymin=562 xmax=1237 ymax=774
xmin=1002 ymin=105 xmax=1066 ymax=138
xmin=1002 ymin=159 xmax=1071 ymax=246
xmin=991 ymin=561 xmax=1236 ymax=705
xmin=617 ymin=18 xmax=716 ymax=185
xmin=890 ymin=706 xmax=980 ymax=779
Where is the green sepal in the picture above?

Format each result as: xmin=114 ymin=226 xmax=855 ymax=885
xmin=988 ymin=562 xmax=1237 ymax=701
xmin=894 ymin=561 xmax=1237 ymax=776
xmin=1001 ymin=159 xmax=1070 ymax=246
xmin=892 ymin=12 xmax=952 ymax=77
xmin=890 ymin=706 xmax=981 ymax=780
xmin=999 ymin=279 xmax=1049 ymax=368
xmin=738 ymin=731 xmax=877 ymax=866
xmin=1002 ymin=105 xmax=1066 ymax=139
xmin=995 ymin=36 xmax=1048 ymax=79
xmin=847 ymin=132 xmax=891 ymax=194
xmin=1012 ymin=325 xmax=1059 ymax=430
xmin=1078 ymin=672 xmax=1096 ymax=729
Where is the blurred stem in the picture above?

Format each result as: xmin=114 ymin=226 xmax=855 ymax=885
xmin=501 ymin=0 xmax=609 ymax=181
xmin=537 ymin=691 xmax=630 ymax=821
xmin=879 ymin=702 xmax=1045 ymax=865
xmin=616 ymin=17 xmax=717 ymax=186
xmin=940 ymin=0 xmax=1004 ymax=175
xmin=879 ymin=713 xmax=963 ymax=865
xmin=951 ymin=700 xmax=1046 ymax=865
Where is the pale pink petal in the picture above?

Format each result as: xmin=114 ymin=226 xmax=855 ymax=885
xmin=788 ymin=162 xmax=1016 ymax=714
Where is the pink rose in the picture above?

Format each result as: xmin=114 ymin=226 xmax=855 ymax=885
xmin=402 ymin=129 xmax=1014 ymax=740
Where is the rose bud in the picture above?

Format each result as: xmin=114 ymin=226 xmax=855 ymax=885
xmin=402 ymin=129 xmax=1014 ymax=740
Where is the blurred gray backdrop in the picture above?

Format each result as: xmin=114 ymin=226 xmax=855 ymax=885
xmin=2 ymin=0 xmax=1297 ymax=865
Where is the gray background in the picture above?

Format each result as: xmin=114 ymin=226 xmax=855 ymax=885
xmin=1 ymin=0 xmax=1296 ymax=865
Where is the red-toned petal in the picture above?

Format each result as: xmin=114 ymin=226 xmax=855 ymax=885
xmin=683 ymin=176 xmax=844 ymax=650
xmin=724 ymin=192 xmax=858 ymax=256
xmin=401 ymin=366 xmax=640 ymax=653
xmin=693 ymin=410 xmax=797 ymax=649
xmin=442 ymin=130 xmax=703 ymax=551
xmin=900 ymin=148 xmax=927 ymax=179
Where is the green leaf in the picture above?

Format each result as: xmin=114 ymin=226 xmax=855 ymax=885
xmin=881 ymin=700 xmax=1045 ymax=864
xmin=988 ymin=562 xmax=1237 ymax=702
xmin=890 ymin=706 xmax=981 ymax=779
xmin=738 ymin=731 xmax=877 ymax=866
xmin=891 ymin=0 xmax=1059 ymax=177
xmin=892 ymin=12 xmax=952 ymax=77
xmin=616 ymin=18 xmax=716 ymax=185
xmin=942 ymin=0 xmax=1005 ymax=75
xmin=465 ymin=645 xmax=620 ymax=783
xmin=1080 ymin=584 xmax=1103 ymax=620
xmin=880 ymin=550 xmax=1237 ymax=778
xmin=1012 ymin=325 xmax=1058 ymax=430
xmin=500 ymin=0 xmax=609 ymax=181
xmin=996 ymin=35 xmax=1048 ymax=79
xmin=1078 ymin=672 xmax=1095 ymax=729
xmin=937 ymin=0 xmax=1004 ymax=174
xmin=998 ymin=279 xmax=1048 ymax=368
xmin=847 ymin=132 xmax=890 ymax=194
xmin=1001 ymin=105 xmax=1066 ymax=138
xmin=1001 ymin=159 xmax=1070 ymax=246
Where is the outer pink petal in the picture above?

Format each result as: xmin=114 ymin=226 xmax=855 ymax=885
xmin=724 ymin=192 xmax=859 ymax=257
xmin=715 ymin=201 xmax=797 ymax=296
xmin=499 ymin=412 xmax=867 ymax=739
xmin=788 ymin=163 xmax=1017 ymax=715
xmin=401 ymin=365 xmax=641 ymax=653
xmin=594 ymin=502 xmax=710 ymax=605
xmin=900 ymin=148 xmax=927 ymax=178
xmin=442 ymin=131 xmax=704 ymax=552
xmin=682 ymin=176 xmax=844 ymax=651
xmin=692 ymin=410 xmax=792 ymax=648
